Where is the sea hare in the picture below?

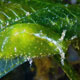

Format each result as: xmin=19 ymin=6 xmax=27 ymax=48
xmin=0 ymin=23 xmax=66 ymax=78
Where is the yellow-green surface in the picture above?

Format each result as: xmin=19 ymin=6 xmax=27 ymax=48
xmin=0 ymin=23 xmax=64 ymax=59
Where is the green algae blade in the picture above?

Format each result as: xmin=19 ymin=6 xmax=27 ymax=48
xmin=0 ymin=0 xmax=80 ymax=40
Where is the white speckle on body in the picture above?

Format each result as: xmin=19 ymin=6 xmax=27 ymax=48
xmin=1 ymin=37 xmax=9 ymax=52
xmin=71 ymin=35 xmax=77 ymax=40
xmin=26 ymin=12 xmax=30 ymax=16
xmin=14 ymin=47 xmax=17 ymax=52
xmin=59 ymin=30 xmax=67 ymax=41
xmin=27 ymin=58 xmax=33 ymax=67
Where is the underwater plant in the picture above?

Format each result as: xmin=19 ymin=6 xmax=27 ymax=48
xmin=0 ymin=0 xmax=80 ymax=80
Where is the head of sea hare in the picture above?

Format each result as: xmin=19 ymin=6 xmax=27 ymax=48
xmin=0 ymin=23 xmax=62 ymax=59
